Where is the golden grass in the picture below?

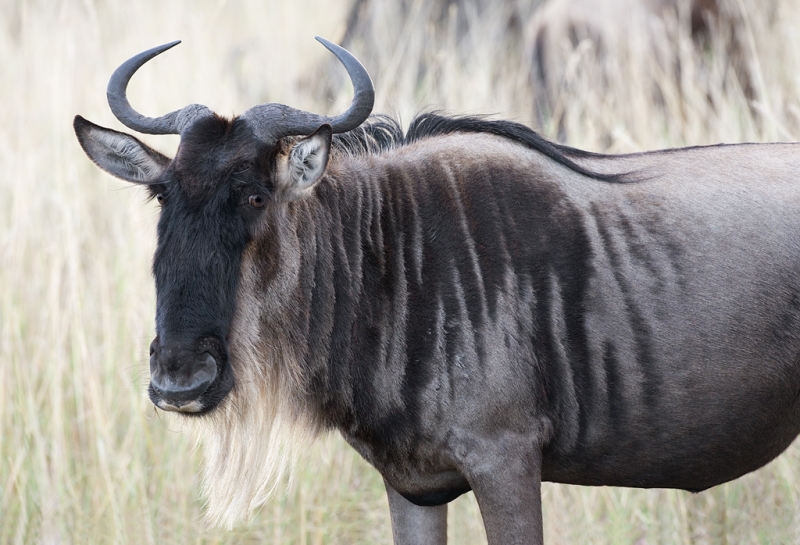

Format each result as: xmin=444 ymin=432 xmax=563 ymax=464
xmin=3 ymin=0 xmax=800 ymax=543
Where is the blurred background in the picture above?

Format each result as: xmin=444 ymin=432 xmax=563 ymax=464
xmin=2 ymin=0 xmax=800 ymax=543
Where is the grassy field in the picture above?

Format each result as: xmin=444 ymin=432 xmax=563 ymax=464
xmin=3 ymin=0 xmax=800 ymax=543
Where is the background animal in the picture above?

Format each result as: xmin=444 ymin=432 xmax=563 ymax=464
xmin=5 ymin=0 xmax=800 ymax=543
xmin=528 ymin=0 xmax=754 ymax=138
xmin=330 ymin=0 xmax=772 ymax=143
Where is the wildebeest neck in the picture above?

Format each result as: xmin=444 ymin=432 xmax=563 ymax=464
xmin=289 ymin=134 xmax=589 ymax=460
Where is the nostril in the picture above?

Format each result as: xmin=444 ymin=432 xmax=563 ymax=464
xmin=201 ymin=351 xmax=216 ymax=365
xmin=194 ymin=352 xmax=217 ymax=383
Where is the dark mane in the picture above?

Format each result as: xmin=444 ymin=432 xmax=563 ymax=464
xmin=331 ymin=114 xmax=405 ymax=156
xmin=332 ymin=112 xmax=630 ymax=183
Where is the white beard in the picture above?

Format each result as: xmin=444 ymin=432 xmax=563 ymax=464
xmin=189 ymin=244 xmax=320 ymax=528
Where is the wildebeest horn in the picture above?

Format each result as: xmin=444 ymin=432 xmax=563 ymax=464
xmin=107 ymin=41 xmax=213 ymax=135
xmin=106 ymin=37 xmax=373 ymax=141
xmin=239 ymin=36 xmax=375 ymax=142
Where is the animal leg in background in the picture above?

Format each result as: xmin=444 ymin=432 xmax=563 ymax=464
xmin=384 ymin=482 xmax=448 ymax=545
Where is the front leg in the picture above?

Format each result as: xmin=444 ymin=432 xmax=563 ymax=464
xmin=457 ymin=434 xmax=544 ymax=545
xmin=385 ymin=480 xmax=448 ymax=545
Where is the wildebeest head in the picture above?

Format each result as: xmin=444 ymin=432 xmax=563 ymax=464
xmin=74 ymin=38 xmax=374 ymax=415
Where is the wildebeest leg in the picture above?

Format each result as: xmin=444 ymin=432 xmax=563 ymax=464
xmin=460 ymin=441 xmax=544 ymax=545
xmin=384 ymin=480 xmax=448 ymax=545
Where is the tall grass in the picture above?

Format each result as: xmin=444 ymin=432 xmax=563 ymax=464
xmin=2 ymin=0 xmax=800 ymax=543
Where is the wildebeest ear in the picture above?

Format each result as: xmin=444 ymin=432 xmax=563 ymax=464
xmin=73 ymin=115 xmax=171 ymax=184
xmin=277 ymin=124 xmax=332 ymax=201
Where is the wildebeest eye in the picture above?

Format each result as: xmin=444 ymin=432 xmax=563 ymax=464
xmin=248 ymin=194 xmax=265 ymax=208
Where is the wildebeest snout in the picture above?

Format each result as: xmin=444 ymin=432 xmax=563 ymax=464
xmin=148 ymin=336 xmax=222 ymax=413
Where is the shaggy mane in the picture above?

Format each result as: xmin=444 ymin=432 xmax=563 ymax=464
xmin=332 ymin=112 xmax=630 ymax=183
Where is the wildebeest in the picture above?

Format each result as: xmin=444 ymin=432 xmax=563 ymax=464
xmin=530 ymin=0 xmax=755 ymax=139
xmin=74 ymin=38 xmax=800 ymax=544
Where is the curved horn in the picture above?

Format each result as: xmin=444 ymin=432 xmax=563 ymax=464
xmin=314 ymin=37 xmax=375 ymax=133
xmin=240 ymin=36 xmax=375 ymax=142
xmin=107 ymin=41 xmax=213 ymax=135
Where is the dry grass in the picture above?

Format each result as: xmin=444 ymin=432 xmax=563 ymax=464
xmin=3 ymin=0 xmax=800 ymax=543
